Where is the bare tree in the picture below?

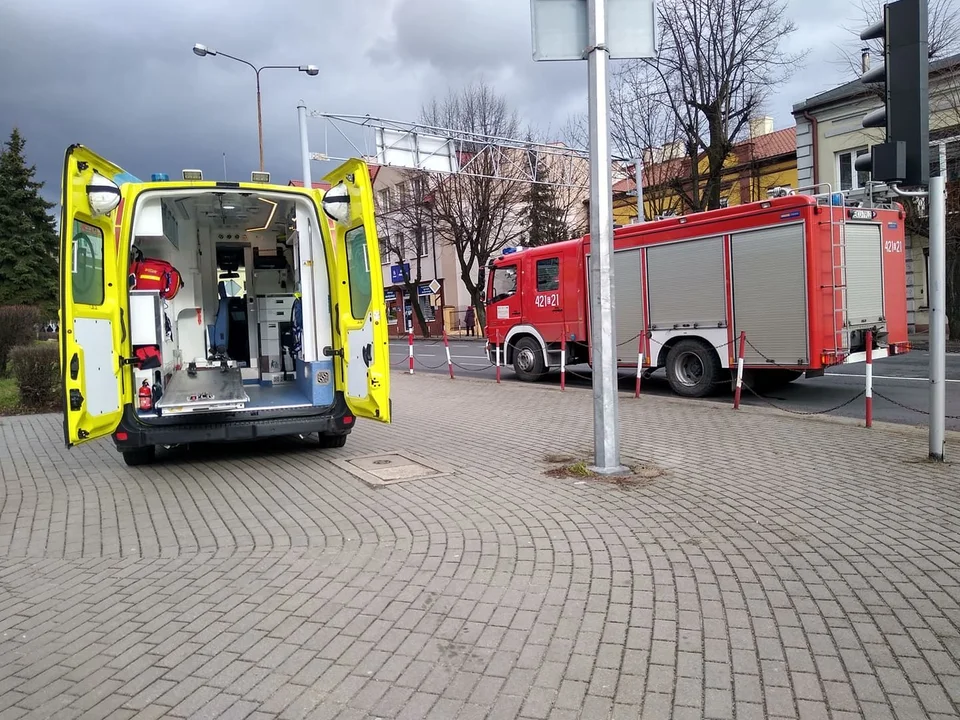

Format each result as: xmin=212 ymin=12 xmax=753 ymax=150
xmin=651 ymin=0 xmax=804 ymax=211
xmin=421 ymin=81 xmax=527 ymax=329
xmin=593 ymin=0 xmax=802 ymax=214
xmin=566 ymin=62 xmax=686 ymax=220
xmin=376 ymin=170 xmax=435 ymax=336
xmin=834 ymin=0 xmax=960 ymax=79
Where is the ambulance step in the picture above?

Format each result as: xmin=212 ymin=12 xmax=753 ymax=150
xmin=155 ymin=366 xmax=250 ymax=415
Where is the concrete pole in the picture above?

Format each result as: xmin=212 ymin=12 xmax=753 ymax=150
xmin=928 ymin=171 xmax=946 ymax=461
xmin=256 ymin=72 xmax=264 ymax=173
xmin=586 ymin=0 xmax=627 ymax=474
xmin=635 ymin=157 xmax=645 ymax=223
xmin=297 ymin=104 xmax=312 ymax=188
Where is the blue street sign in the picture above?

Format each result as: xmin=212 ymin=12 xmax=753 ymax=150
xmin=390 ymin=263 xmax=410 ymax=284
xmin=417 ymin=284 xmax=433 ymax=297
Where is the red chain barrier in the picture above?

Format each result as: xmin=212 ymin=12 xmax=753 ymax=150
xmin=733 ymin=331 xmax=746 ymax=410
xmin=408 ymin=331 xmax=414 ymax=375
xmin=865 ymin=330 xmax=873 ymax=428
xmin=634 ymin=333 xmax=646 ymax=398
xmin=560 ymin=336 xmax=567 ymax=391
xmin=443 ymin=329 xmax=454 ymax=380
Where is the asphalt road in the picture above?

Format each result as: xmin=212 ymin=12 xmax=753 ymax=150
xmin=390 ymin=338 xmax=960 ymax=431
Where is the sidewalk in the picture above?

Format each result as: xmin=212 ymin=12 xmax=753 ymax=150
xmin=909 ymin=330 xmax=960 ymax=353
xmin=1 ymin=375 xmax=959 ymax=719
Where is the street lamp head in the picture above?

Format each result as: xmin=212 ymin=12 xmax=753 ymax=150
xmin=193 ymin=43 xmax=216 ymax=57
xmin=300 ymin=65 xmax=319 ymax=76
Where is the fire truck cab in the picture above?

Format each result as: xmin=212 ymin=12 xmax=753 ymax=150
xmin=59 ymin=145 xmax=390 ymax=465
xmin=485 ymin=194 xmax=910 ymax=397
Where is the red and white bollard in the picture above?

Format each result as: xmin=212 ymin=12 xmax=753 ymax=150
xmin=408 ymin=331 xmax=414 ymax=375
xmin=560 ymin=336 xmax=567 ymax=391
xmin=443 ymin=329 xmax=454 ymax=380
xmin=495 ymin=330 xmax=502 ymax=384
xmin=865 ymin=330 xmax=873 ymax=428
xmin=635 ymin=333 xmax=646 ymax=398
xmin=733 ymin=331 xmax=746 ymax=410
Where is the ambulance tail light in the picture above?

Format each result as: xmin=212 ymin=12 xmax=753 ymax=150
xmin=182 ymin=169 xmax=203 ymax=181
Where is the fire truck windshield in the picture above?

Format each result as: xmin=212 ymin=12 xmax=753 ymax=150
xmin=489 ymin=265 xmax=517 ymax=303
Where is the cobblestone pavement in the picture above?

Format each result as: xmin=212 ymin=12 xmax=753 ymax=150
xmin=1 ymin=375 xmax=959 ymax=720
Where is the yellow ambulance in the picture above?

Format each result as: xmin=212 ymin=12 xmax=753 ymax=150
xmin=60 ymin=145 xmax=390 ymax=466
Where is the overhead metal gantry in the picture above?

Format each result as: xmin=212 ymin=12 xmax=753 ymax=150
xmin=301 ymin=110 xmax=632 ymax=190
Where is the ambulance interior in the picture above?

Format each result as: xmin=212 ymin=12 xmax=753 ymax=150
xmin=128 ymin=188 xmax=334 ymax=418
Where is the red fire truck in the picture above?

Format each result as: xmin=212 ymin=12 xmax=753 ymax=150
xmin=485 ymin=193 xmax=910 ymax=397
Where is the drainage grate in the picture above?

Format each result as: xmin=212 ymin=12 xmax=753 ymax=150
xmin=331 ymin=452 xmax=454 ymax=487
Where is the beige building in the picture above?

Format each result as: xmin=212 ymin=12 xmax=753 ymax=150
xmin=368 ymin=145 xmax=590 ymax=335
xmin=792 ymin=53 xmax=960 ymax=330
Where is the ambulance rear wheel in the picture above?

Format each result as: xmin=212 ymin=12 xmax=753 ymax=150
xmin=122 ymin=446 xmax=156 ymax=467
xmin=317 ymin=433 xmax=348 ymax=449
xmin=513 ymin=338 xmax=546 ymax=382
xmin=665 ymin=339 xmax=720 ymax=398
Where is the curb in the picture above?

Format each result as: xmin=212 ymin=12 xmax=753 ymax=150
xmin=394 ymin=372 xmax=960 ymax=443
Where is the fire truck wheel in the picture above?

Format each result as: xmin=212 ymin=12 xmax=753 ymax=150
xmin=665 ymin=339 xmax=721 ymax=398
xmin=122 ymin=446 xmax=156 ymax=467
xmin=513 ymin=337 xmax=547 ymax=382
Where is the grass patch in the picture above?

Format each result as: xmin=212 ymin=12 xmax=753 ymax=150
xmin=0 ymin=377 xmax=19 ymax=414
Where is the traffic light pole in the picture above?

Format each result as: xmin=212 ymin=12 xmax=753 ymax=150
xmin=927 ymin=174 xmax=947 ymax=461
xmin=890 ymin=178 xmax=946 ymax=461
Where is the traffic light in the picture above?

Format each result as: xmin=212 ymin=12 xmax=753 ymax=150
xmin=854 ymin=0 xmax=929 ymax=187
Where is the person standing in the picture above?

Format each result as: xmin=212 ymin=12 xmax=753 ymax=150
xmin=464 ymin=305 xmax=476 ymax=337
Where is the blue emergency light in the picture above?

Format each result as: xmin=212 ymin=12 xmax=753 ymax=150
xmin=151 ymin=173 xmax=170 ymax=182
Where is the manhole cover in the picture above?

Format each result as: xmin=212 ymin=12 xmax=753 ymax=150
xmin=332 ymin=452 xmax=454 ymax=487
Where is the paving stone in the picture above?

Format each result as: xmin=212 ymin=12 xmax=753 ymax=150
xmin=0 ymin=374 xmax=958 ymax=719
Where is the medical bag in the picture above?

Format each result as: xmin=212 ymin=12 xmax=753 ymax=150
xmin=129 ymin=247 xmax=184 ymax=300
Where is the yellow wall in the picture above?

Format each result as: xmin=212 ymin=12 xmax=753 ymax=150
xmin=614 ymin=151 xmax=799 ymax=225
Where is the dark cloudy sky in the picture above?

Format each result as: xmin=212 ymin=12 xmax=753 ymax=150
xmin=0 ymin=0 xmax=893 ymax=207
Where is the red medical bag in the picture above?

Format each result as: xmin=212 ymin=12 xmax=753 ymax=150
xmin=129 ymin=247 xmax=183 ymax=300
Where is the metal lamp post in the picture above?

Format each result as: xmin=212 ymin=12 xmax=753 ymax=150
xmin=193 ymin=44 xmax=318 ymax=172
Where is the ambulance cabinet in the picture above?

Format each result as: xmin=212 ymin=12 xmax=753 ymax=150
xmin=130 ymin=291 xmax=162 ymax=346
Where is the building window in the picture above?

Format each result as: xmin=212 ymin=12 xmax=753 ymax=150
xmin=379 ymin=235 xmax=391 ymax=266
xmin=837 ymin=148 xmax=870 ymax=191
xmin=719 ymin=197 xmax=729 ymax=208
xmin=377 ymin=188 xmax=391 ymax=212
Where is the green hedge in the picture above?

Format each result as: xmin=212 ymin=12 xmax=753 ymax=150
xmin=0 ymin=305 xmax=40 ymax=376
xmin=10 ymin=344 xmax=60 ymax=410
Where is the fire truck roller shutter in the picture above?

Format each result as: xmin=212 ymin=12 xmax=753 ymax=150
xmin=646 ymin=236 xmax=726 ymax=331
xmin=731 ymin=223 xmax=809 ymax=366
xmin=844 ymin=223 xmax=884 ymax=327
xmin=584 ymin=250 xmax=645 ymax=363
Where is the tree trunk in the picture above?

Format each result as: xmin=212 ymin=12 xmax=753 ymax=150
xmin=403 ymin=282 xmax=431 ymax=337
xmin=472 ymin=288 xmax=487 ymax=332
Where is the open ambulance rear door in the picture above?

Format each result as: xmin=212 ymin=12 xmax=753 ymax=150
xmin=317 ymin=159 xmax=391 ymax=423
xmin=59 ymin=145 xmax=131 ymax=447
